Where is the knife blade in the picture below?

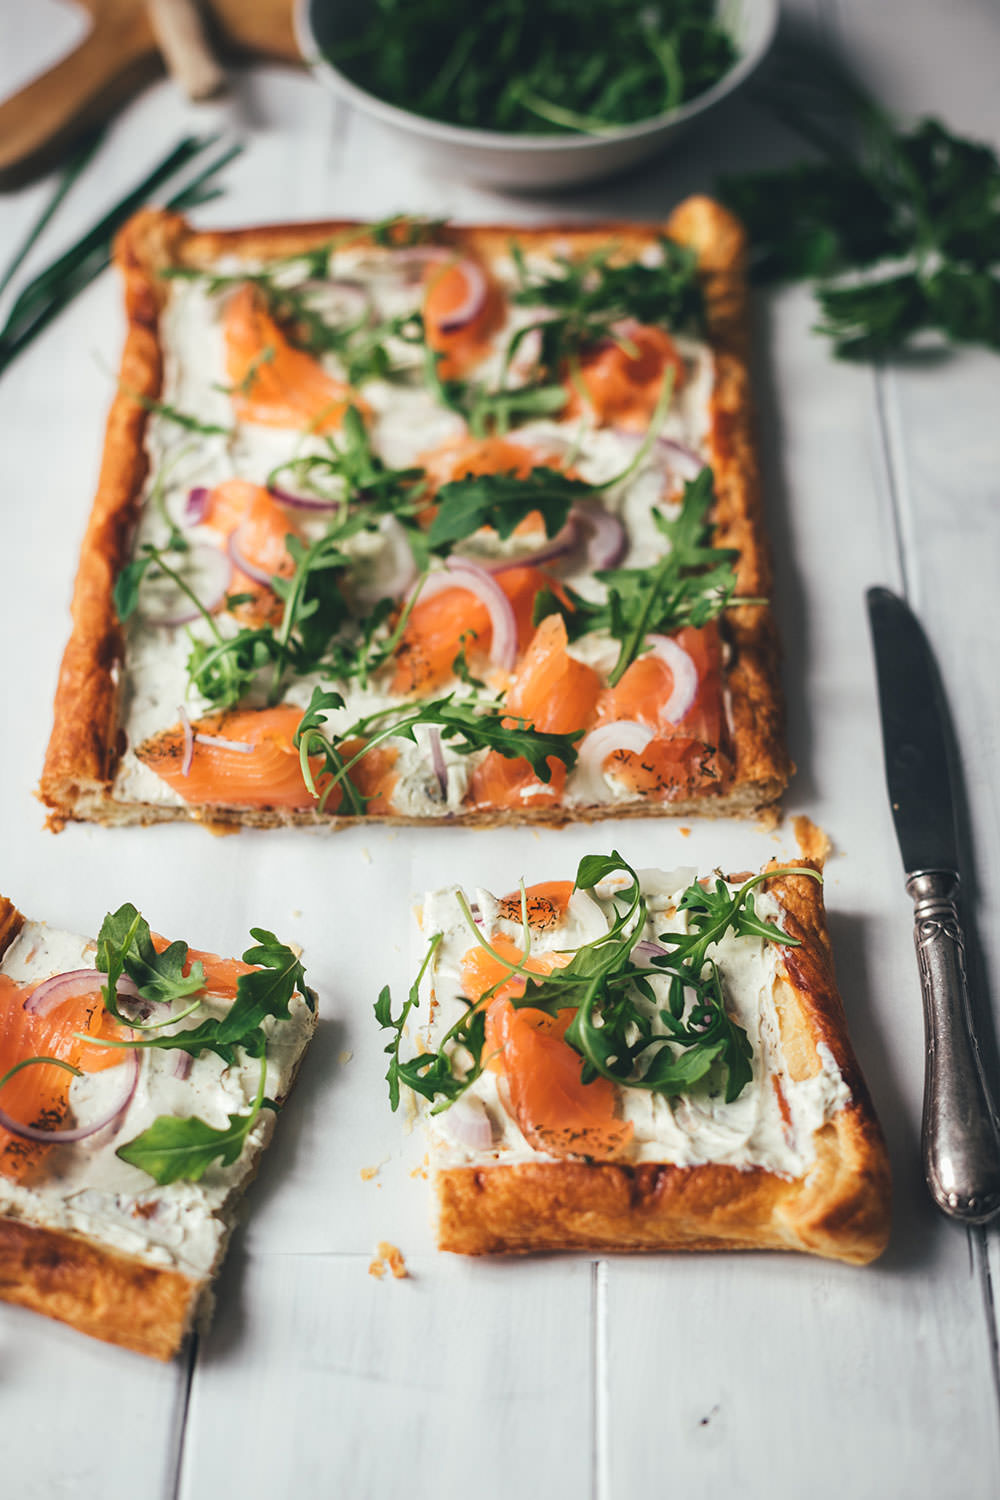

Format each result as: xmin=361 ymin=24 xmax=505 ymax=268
xmin=867 ymin=585 xmax=1000 ymax=1223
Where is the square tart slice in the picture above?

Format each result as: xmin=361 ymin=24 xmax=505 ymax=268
xmin=0 ymin=894 xmax=316 ymax=1359
xmin=41 ymin=198 xmax=790 ymax=832
xmin=409 ymin=860 xmax=889 ymax=1265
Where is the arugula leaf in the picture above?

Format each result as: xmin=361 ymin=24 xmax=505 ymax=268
xmin=534 ymin=466 xmax=753 ymax=685
xmin=116 ymin=1057 xmax=276 ymax=1184
xmin=97 ymin=904 xmax=205 ymax=1018
xmin=428 ymin=467 xmax=591 ymax=549
xmin=215 ymin=931 xmax=312 ymax=1045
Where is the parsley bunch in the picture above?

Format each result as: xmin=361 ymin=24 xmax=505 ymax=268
xmin=720 ymin=51 xmax=1000 ymax=359
xmin=376 ymin=855 xmax=821 ymax=1119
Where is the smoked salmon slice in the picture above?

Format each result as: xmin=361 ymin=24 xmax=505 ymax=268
xmin=136 ymin=707 xmax=399 ymax=816
xmin=390 ymin=566 xmax=563 ymax=695
xmin=467 ymin=615 xmax=599 ymax=811
xmin=594 ymin=623 xmax=727 ymax=799
xmin=0 ymin=973 xmax=128 ymax=1182
xmin=457 ymin=887 xmax=632 ymax=1161
xmin=202 ymin=480 xmax=301 ymax=624
xmin=136 ymin=706 xmax=321 ymax=811
xmin=565 ymin=322 xmax=686 ymax=429
xmin=423 ymin=257 xmax=505 ymax=381
xmin=224 ymin=283 xmax=364 ymax=434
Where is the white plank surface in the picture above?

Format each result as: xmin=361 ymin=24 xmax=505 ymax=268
xmin=2 ymin=1 xmax=1000 ymax=1494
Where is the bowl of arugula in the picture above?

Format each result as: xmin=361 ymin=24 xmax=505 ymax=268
xmin=297 ymin=0 xmax=779 ymax=190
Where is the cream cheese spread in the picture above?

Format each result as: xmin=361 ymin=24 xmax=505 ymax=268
xmin=113 ymin=236 xmax=717 ymax=815
xmin=417 ymin=869 xmax=850 ymax=1178
xmin=0 ymin=920 xmax=314 ymax=1280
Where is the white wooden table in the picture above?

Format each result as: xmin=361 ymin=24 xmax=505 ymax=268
xmin=2 ymin=3 xmax=999 ymax=1494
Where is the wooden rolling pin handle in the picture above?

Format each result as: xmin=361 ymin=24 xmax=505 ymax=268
xmin=147 ymin=0 xmax=226 ymax=100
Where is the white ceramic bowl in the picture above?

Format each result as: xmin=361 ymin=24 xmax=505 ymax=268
xmin=296 ymin=0 xmax=779 ymax=191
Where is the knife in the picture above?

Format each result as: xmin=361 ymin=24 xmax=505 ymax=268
xmin=867 ymin=585 xmax=1000 ymax=1223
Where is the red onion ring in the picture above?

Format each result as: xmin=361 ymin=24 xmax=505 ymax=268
xmin=139 ymin=542 xmax=233 ymax=629
xmin=646 ymin=635 xmax=699 ymax=724
xmin=194 ymin=733 xmax=256 ymax=754
xmin=632 ymin=938 xmax=670 ymax=966
xmin=436 ymin=259 xmax=488 ymax=333
xmin=474 ymin=515 xmax=580 ymax=575
xmin=173 ymin=1051 xmax=193 ymax=1081
xmin=443 ymin=1095 xmax=495 ymax=1152
xmin=0 ymin=1046 xmax=140 ymax=1146
xmin=428 ymin=727 xmax=448 ymax=798
xmin=179 ymin=704 xmax=194 ymax=778
xmin=267 ymin=484 xmax=339 ymax=514
xmin=409 ymin=561 xmax=519 ymax=672
xmin=353 ymin=516 xmax=418 ymax=608
xmin=25 ymin=970 xmax=141 ymax=1018
xmin=185 ymin=486 xmax=210 ymax=525
xmin=576 ymin=720 xmax=654 ymax=802
xmin=228 ymin=524 xmax=275 ymax=587
xmin=656 ymin=437 xmax=703 ymax=479
xmin=576 ymin=503 xmax=628 ymax=569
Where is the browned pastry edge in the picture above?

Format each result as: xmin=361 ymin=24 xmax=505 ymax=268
xmin=0 ymin=1216 xmax=201 ymax=1360
xmin=39 ymin=200 xmax=791 ymax=830
xmin=434 ymin=863 xmax=890 ymax=1266
xmin=0 ymin=891 xmax=318 ymax=1357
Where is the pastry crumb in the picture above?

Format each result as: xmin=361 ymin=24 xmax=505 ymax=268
xmin=360 ymin=1164 xmax=381 ymax=1181
xmin=360 ymin=847 xmax=372 ymax=864
xmin=793 ymin=815 xmax=832 ymax=866
xmin=410 ymin=1154 xmax=430 ymax=1180
xmin=369 ymin=1241 xmax=409 ymax=1280
xmin=678 ymin=826 xmax=691 ymax=837
xmin=338 ymin=1049 xmax=354 ymax=1065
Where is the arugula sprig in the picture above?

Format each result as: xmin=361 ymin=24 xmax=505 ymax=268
xmin=377 ymin=856 xmax=823 ymax=1122
xmin=505 ymin=236 xmax=704 ymax=384
xmin=92 ymin=907 xmax=312 ymax=1065
xmin=427 ymin=466 xmax=592 ymax=550
xmin=534 ymin=466 xmax=758 ymax=685
xmin=294 ymin=685 xmax=582 ymax=814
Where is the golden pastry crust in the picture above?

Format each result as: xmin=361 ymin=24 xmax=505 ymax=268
xmin=0 ymin=1217 xmax=200 ymax=1360
xmin=40 ymin=201 xmax=791 ymax=830
xmin=434 ymin=863 xmax=890 ymax=1266
xmin=0 ymin=891 xmax=317 ymax=1357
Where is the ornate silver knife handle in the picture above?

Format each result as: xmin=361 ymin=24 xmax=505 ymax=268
xmin=908 ymin=870 xmax=1000 ymax=1222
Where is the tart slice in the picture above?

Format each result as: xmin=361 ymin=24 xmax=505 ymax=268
xmin=0 ymin=894 xmax=316 ymax=1358
xmin=381 ymin=855 xmax=889 ymax=1264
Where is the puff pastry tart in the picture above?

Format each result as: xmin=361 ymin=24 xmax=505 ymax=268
xmin=384 ymin=856 xmax=889 ymax=1265
xmin=41 ymin=198 xmax=790 ymax=831
xmin=0 ymin=893 xmax=315 ymax=1358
